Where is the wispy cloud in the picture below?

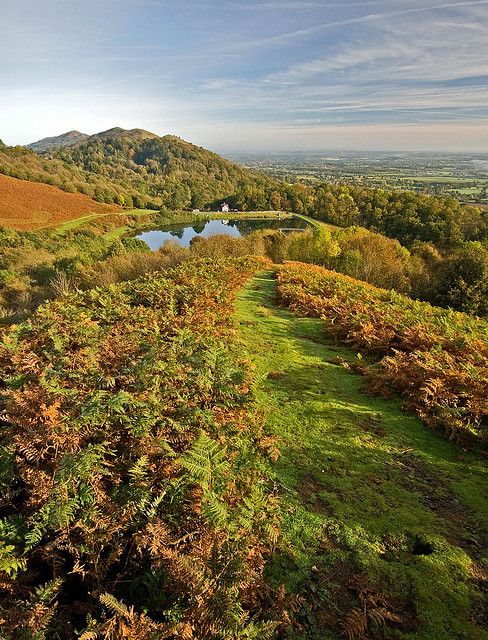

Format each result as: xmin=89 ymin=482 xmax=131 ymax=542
xmin=93 ymin=32 xmax=130 ymax=44
xmin=2 ymin=0 xmax=487 ymax=150
xmin=223 ymin=0 xmax=488 ymax=51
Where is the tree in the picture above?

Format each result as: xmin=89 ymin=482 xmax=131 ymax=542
xmin=437 ymin=242 xmax=488 ymax=316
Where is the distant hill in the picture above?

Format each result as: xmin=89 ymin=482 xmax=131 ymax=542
xmin=0 ymin=173 xmax=119 ymax=230
xmin=26 ymin=130 xmax=89 ymax=152
xmin=1 ymin=127 xmax=280 ymax=210
xmin=91 ymin=127 xmax=160 ymax=143
xmin=27 ymin=128 xmax=166 ymax=153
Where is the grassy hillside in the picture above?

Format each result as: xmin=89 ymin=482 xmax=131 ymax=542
xmin=0 ymin=256 xmax=487 ymax=639
xmin=0 ymin=173 xmax=119 ymax=231
xmin=237 ymin=271 xmax=488 ymax=640
xmin=276 ymin=261 xmax=488 ymax=446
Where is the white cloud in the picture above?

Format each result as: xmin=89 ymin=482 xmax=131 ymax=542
xmin=221 ymin=0 xmax=488 ymax=52
xmin=1 ymin=0 xmax=487 ymax=151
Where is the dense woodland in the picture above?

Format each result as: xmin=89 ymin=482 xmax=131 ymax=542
xmin=0 ymin=131 xmax=277 ymax=211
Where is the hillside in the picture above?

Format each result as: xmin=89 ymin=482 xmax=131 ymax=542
xmin=52 ymin=127 xmax=278 ymax=209
xmin=25 ymin=128 xmax=160 ymax=153
xmin=0 ymin=173 xmax=119 ymax=230
xmin=237 ymin=271 xmax=488 ymax=640
xmin=2 ymin=129 xmax=486 ymax=249
xmin=0 ymin=128 xmax=279 ymax=211
xmin=26 ymin=130 xmax=89 ymax=153
xmin=88 ymin=127 xmax=160 ymax=143
xmin=0 ymin=258 xmax=486 ymax=639
xmin=276 ymin=260 xmax=488 ymax=444
xmin=0 ymin=256 xmax=281 ymax=639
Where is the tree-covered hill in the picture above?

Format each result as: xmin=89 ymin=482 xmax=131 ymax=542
xmin=54 ymin=128 xmax=279 ymax=210
xmin=0 ymin=129 xmax=278 ymax=211
xmin=26 ymin=131 xmax=89 ymax=153
xmin=2 ymin=129 xmax=487 ymax=246
xmin=1 ymin=128 xmax=488 ymax=251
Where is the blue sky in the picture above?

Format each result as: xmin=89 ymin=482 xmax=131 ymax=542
xmin=1 ymin=0 xmax=487 ymax=151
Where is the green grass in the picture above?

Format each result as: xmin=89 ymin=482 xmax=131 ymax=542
xmin=456 ymin=188 xmax=484 ymax=195
xmin=103 ymin=226 xmax=129 ymax=240
xmin=235 ymin=271 xmax=488 ymax=640
xmin=54 ymin=213 xmax=102 ymax=234
xmin=292 ymin=212 xmax=342 ymax=232
xmin=54 ymin=208 xmax=154 ymax=234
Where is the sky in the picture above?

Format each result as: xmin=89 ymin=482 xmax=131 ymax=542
xmin=1 ymin=0 xmax=487 ymax=152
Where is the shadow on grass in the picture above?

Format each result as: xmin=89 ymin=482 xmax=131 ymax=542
xmin=236 ymin=271 xmax=488 ymax=640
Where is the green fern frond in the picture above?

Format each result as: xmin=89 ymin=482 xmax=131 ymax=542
xmin=99 ymin=592 xmax=129 ymax=617
xmin=34 ymin=578 xmax=63 ymax=603
xmin=202 ymin=587 xmax=243 ymax=633
xmin=25 ymin=510 xmax=49 ymax=551
xmin=0 ymin=514 xmax=27 ymax=545
xmin=238 ymin=621 xmax=281 ymax=639
xmin=107 ymin=390 xmax=133 ymax=415
xmin=202 ymin=490 xmax=229 ymax=528
xmin=0 ymin=446 xmax=16 ymax=493
xmin=139 ymin=490 xmax=167 ymax=520
xmin=128 ymin=455 xmax=149 ymax=483
xmin=209 ymin=540 xmax=246 ymax=587
xmin=180 ymin=432 xmax=230 ymax=489
xmin=0 ymin=541 xmax=26 ymax=577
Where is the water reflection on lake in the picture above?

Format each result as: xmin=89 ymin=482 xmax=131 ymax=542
xmin=136 ymin=216 xmax=312 ymax=250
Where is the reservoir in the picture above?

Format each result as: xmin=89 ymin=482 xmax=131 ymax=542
xmin=136 ymin=216 xmax=312 ymax=250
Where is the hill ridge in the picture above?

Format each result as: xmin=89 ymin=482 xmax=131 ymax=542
xmin=9 ymin=127 xmax=277 ymax=211
xmin=26 ymin=130 xmax=89 ymax=152
xmin=27 ymin=126 xmax=168 ymax=152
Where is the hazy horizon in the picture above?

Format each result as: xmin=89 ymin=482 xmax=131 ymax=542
xmin=2 ymin=0 xmax=487 ymax=153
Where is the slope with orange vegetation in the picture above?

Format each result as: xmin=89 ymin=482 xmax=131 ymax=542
xmin=0 ymin=173 xmax=120 ymax=230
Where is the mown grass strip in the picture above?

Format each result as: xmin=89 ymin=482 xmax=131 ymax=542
xmin=236 ymin=271 xmax=488 ymax=640
xmin=54 ymin=208 xmax=154 ymax=234
xmin=292 ymin=213 xmax=342 ymax=233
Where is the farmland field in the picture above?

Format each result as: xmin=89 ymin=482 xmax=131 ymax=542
xmin=0 ymin=173 xmax=119 ymax=230
xmin=230 ymin=151 xmax=488 ymax=204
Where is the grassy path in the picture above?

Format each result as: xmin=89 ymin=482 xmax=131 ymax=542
xmin=291 ymin=212 xmax=342 ymax=233
xmin=235 ymin=271 xmax=488 ymax=640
